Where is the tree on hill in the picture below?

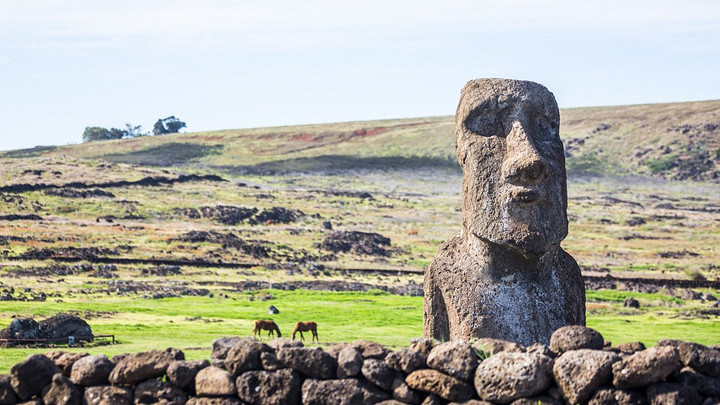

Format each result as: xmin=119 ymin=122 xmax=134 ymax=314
xmin=152 ymin=116 xmax=186 ymax=135
xmin=82 ymin=126 xmax=125 ymax=142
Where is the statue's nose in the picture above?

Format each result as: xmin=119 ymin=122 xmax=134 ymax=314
xmin=504 ymin=123 xmax=549 ymax=186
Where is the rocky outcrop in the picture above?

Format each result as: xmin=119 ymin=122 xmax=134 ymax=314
xmin=2 ymin=328 xmax=719 ymax=404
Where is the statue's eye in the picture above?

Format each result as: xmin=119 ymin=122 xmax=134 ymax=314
xmin=465 ymin=113 xmax=504 ymax=137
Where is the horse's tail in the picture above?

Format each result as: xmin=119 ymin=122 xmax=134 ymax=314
xmin=274 ymin=323 xmax=282 ymax=337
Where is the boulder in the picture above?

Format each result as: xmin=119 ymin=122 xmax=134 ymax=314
xmin=361 ymin=358 xmax=396 ymax=391
xmin=211 ymin=336 xmax=245 ymax=359
xmin=185 ymin=398 xmax=242 ymax=405
xmin=133 ymin=379 xmax=187 ymax=405
xmin=676 ymin=367 xmax=720 ymax=397
xmin=0 ymin=318 xmax=39 ymax=339
xmin=224 ymin=339 xmax=268 ymax=375
xmin=267 ymin=337 xmax=303 ymax=351
xmin=337 ymin=346 xmax=363 ymax=378
xmin=260 ymin=351 xmax=281 ymax=371
xmin=474 ymin=352 xmax=553 ymax=403
xmin=236 ymin=368 xmax=302 ymax=405
xmin=612 ymin=346 xmax=680 ymax=389
xmin=508 ymin=397 xmax=561 ymax=405
xmin=53 ymin=353 xmax=88 ymax=377
xmin=390 ymin=374 xmax=423 ymax=404
xmin=41 ymin=373 xmax=82 ymax=405
xmin=550 ymin=326 xmax=605 ymax=353
xmin=0 ymin=374 xmax=17 ymax=405
xmin=406 ymin=369 xmax=474 ymax=402
xmin=616 ymin=342 xmax=646 ymax=354
xmin=646 ymin=382 xmax=701 ymax=405
xmin=108 ymin=349 xmax=181 ymax=385
xmin=166 ymin=360 xmax=209 ymax=390
xmin=325 ymin=343 xmax=352 ymax=360
xmin=83 ymin=385 xmax=133 ymax=405
xmin=623 ymin=297 xmax=640 ymax=308
xmin=553 ymin=349 xmax=621 ymax=404
xmin=673 ymin=341 xmax=720 ymax=377
xmin=70 ymin=354 xmax=114 ymax=386
xmin=409 ymin=338 xmax=436 ymax=356
xmin=301 ymin=378 xmax=388 ymax=405
xmin=525 ymin=343 xmax=555 ymax=358
xmin=587 ymin=387 xmax=646 ymax=405
xmin=37 ymin=315 xmax=92 ymax=340
xmin=386 ymin=348 xmax=427 ymax=374
xmin=427 ymin=340 xmax=478 ymax=381
xmin=194 ymin=366 xmax=236 ymax=396
xmin=472 ymin=338 xmax=525 ymax=355
xmin=10 ymin=354 xmax=61 ymax=400
xmin=277 ymin=347 xmax=337 ymax=379
xmin=353 ymin=340 xmax=390 ymax=359
xmin=421 ymin=395 xmax=443 ymax=405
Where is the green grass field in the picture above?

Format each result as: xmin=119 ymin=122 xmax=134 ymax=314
xmin=2 ymin=289 xmax=719 ymax=372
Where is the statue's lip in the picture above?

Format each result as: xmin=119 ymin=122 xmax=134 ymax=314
xmin=511 ymin=189 xmax=542 ymax=203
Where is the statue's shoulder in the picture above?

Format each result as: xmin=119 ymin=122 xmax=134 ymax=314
xmin=428 ymin=234 xmax=464 ymax=270
xmin=553 ymin=247 xmax=582 ymax=274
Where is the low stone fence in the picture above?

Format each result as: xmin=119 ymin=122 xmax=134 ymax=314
xmin=1 ymin=326 xmax=718 ymax=404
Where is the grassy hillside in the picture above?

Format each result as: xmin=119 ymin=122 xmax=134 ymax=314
xmin=5 ymin=99 xmax=719 ymax=180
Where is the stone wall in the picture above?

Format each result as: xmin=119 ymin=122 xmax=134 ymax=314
xmin=1 ymin=326 xmax=718 ymax=404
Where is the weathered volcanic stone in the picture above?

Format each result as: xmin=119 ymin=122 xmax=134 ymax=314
xmin=406 ymin=369 xmax=474 ymax=402
xmin=83 ymin=386 xmax=133 ymax=405
xmin=301 ymin=378 xmax=388 ymax=405
xmin=672 ymin=341 xmax=720 ymax=377
xmin=509 ymin=397 xmax=561 ymax=405
xmin=553 ymin=349 xmax=621 ymax=404
xmin=267 ymin=337 xmax=303 ymax=351
xmin=353 ymin=340 xmax=390 ymax=359
xmin=409 ymin=338 xmax=435 ymax=356
xmin=424 ymin=78 xmax=585 ymax=345
xmin=277 ymin=347 xmax=337 ymax=379
xmin=361 ymin=358 xmax=396 ymax=391
xmin=166 ymin=359 xmax=209 ymax=390
xmin=587 ymin=387 xmax=646 ymax=405
xmin=472 ymin=338 xmax=525 ymax=355
xmin=108 ymin=349 xmax=180 ymax=385
xmin=525 ymin=343 xmax=554 ymax=358
xmin=41 ymin=373 xmax=81 ymax=405
xmin=337 ymin=346 xmax=363 ymax=378
xmin=474 ymin=352 xmax=554 ymax=403
xmin=224 ymin=338 xmax=268 ymax=375
xmin=211 ymin=336 xmax=245 ymax=359
xmin=616 ymin=342 xmax=646 ymax=354
xmin=10 ymin=354 xmax=61 ymax=400
xmin=194 ymin=366 xmax=236 ymax=396
xmin=677 ymin=366 xmax=720 ymax=397
xmin=550 ymin=326 xmax=605 ymax=353
xmin=133 ymin=379 xmax=186 ymax=405
xmin=53 ymin=353 xmax=88 ymax=377
xmin=421 ymin=395 xmax=443 ymax=405
xmin=186 ymin=398 xmax=242 ymax=405
xmin=260 ymin=351 xmax=281 ymax=371
xmin=612 ymin=346 xmax=680 ymax=389
xmin=390 ymin=374 xmax=423 ymax=404
xmin=0 ymin=374 xmax=18 ymax=405
xmin=70 ymin=354 xmax=114 ymax=386
xmin=427 ymin=340 xmax=478 ymax=381
xmin=236 ymin=368 xmax=302 ymax=405
xmin=646 ymin=382 xmax=701 ymax=405
xmin=386 ymin=348 xmax=427 ymax=374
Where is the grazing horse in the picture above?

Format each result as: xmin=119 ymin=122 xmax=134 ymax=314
xmin=292 ymin=321 xmax=318 ymax=342
xmin=253 ymin=320 xmax=281 ymax=339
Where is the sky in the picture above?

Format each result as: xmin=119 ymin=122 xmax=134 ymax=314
xmin=0 ymin=0 xmax=719 ymax=151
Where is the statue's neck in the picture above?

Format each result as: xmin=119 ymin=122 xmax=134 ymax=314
xmin=462 ymin=229 xmax=554 ymax=280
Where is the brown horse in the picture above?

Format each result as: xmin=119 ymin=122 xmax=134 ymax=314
xmin=292 ymin=321 xmax=318 ymax=342
xmin=253 ymin=320 xmax=281 ymax=339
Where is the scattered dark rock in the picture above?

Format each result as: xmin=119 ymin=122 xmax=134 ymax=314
xmin=277 ymin=347 xmax=337 ymax=379
xmin=353 ymin=340 xmax=390 ymax=359
xmin=385 ymin=348 xmax=427 ymax=374
xmin=301 ymin=378 xmax=388 ymax=405
xmin=426 ymin=340 xmax=477 ymax=381
xmin=224 ymin=339 xmax=268 ymax=376
xmin=615 ymin=342 xmax=646 ymax=354
xmin=173 ymin=230 xmax=269 ymax=258
xmin=211 ymin=337 xmax=245 ymax=360
xmin=108 ymin=349 xmax=182 ymax=385
xmin=252 ymin=207 xmax=304 ymax=224
xmin=83 ymin=385 xmax=132 ymax=405
xmin=321 ymin=231 xmax=391 ymax=256
xmin=0 ymin=374 xmax=18 ymax=405
xmin=658 ymin=249 xmax=699 ymax=259
xmin=623 ymin=297 xmax=640 ymax=308
xmin=361 ymin=358 xmax=396 ymax=390
xmin=45 ymin=188 xmax=115 ymax=199
xmin=337 ymin=346 xmax=363 ymax=378
xmin=471 ymin=338 xmax=525 ymax=355
xmin=646 ymin=382 xmax=701 ymax=405
xmin=41 ymin=373 xmax=82 ymax=405
xmin=587 ymin=387 xmax=646 ymax=405
xmin=612 ymin=346 xmax=680 ymax=389
xmin=0 ymin=214 xmax=42 ymax=221
xmin=553 ymin=349 xmax=621 ymax=404
xmin=625 ymin=217 xmax=646 ymax=226
xmin=408 ymin=338 xmax=435 ymax=356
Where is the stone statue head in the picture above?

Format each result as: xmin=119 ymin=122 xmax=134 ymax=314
xmin=455 ymin=79 xmax=568 ymax=257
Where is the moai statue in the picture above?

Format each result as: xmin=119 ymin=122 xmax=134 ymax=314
xmin=423 ymin=79 xmax=585 ymax=345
